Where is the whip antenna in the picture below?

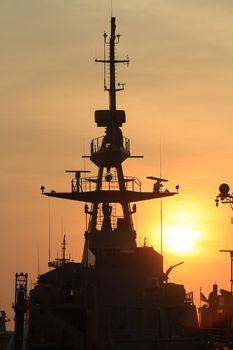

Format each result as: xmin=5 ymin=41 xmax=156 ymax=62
xmin=110 ymin=0 xmax=113 ymax=17
xmin=160 ymin=139 xmax=163 ymax=255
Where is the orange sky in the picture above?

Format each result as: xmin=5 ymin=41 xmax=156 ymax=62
xmin=1 ymin=0 xmax=233 ymax=329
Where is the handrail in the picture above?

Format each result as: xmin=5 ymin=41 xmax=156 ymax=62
xmin=91 ymin=135 xmax=130 ymax=155
xmin=78 ymin=176 xmax=141 ymax=193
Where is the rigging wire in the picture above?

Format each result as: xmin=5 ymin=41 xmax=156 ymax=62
xmin=48 ymin=197 xmax=51 ymax=270
xmin=160 ymin=138 xmax=163 ymax=256
xmin=83 ymin=138 xmax=88 ymax=231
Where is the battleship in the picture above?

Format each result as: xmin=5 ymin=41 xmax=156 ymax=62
xmin=11 ymin=16 xmax=231 ymax=350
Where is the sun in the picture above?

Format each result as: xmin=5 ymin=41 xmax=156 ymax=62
xmin=163 ymin=224 xmax=199 ymax=255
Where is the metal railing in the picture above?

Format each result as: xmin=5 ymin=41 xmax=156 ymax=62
xmin=91 ymin=135 xmax=130 ymax=155
xmin=77 ymin=175 xmax=141 ymax=193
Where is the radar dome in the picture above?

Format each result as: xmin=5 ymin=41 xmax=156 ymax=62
xmin=219 ymin=183 xmax=230 ymax=196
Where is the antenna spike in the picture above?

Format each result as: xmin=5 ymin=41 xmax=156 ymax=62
xmin=111 ymin=0 xmax=113 ymax=17
xmin=95 ymin=16 xmax=130 ymax=110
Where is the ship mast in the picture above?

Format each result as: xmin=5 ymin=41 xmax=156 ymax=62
xmin=42 ymin=17 xmax=177 ymax=267
xmin=48 ymin=234 xmax=71 ymax=268
xmin=95 ymin=17 xmax=129 ymax=111
xmin=109 ymin=17 xmax=117 ymax=110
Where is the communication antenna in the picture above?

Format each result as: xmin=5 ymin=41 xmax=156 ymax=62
xmin=37 ymin=247 xmax=40 ymax=277
xmin=62 ymin=234 xmax=67 ymax=264
xmin=83 ymin=138 xmax=86 ymax=172
xmin=103 ymin=33 xmax=107 ymax=91
xmin=160 ymin=139 xmax=163 ymax=255
xmin=110 ymin=0 xmax=113 ymax=17
xmin=61 ymin=216 xmax=64 ymax=244
xmin=95 ymin=17 xmax=129 ymax=110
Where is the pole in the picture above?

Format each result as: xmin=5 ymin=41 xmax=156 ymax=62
xmin=160 ymin=139 xmax=163 ymax=255
xmin=231 ymin=251 xmax=233 ymax=294
xmin=48 ymin=198 xmax=51 ymax=270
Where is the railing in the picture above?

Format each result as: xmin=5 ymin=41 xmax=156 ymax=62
xmin=91 ymin=135 xmax=130 ymax=155
xmin=69 ymin=169 xmax=141 ymax=193
xmin=77 ymin=175 xmax=141 ymax=193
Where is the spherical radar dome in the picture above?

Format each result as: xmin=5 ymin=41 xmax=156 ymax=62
xmin=219 ymin=183 xmax=230 ymax=196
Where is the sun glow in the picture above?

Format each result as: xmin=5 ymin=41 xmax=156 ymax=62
xmin=163 ymin=224 xmax=199 ymax=255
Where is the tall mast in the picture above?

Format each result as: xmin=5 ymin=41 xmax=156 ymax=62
xmin=43 ymin=17 xmax=177 ymax=266
xmin=96 ymin=17 xmax=129 ymax=112
xmin=62 ymin=234 xmax=67 ymax=264
xmin=109 ymin=17 xmax=116 ymax=110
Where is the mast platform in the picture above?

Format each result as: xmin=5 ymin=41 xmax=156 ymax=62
xmin=44 ymin=188 xmax=176 ymax=203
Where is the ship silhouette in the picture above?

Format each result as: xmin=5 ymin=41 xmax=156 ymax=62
xmin=0 ymin=309 xmax=13 ymax=349
xmin=11 ymin=16 xmax=218 ymax=350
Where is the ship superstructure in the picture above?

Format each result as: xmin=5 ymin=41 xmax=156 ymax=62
xmin=0 ymin=309 xmax=13 ymax=350
xmin=20 ymin=17 xmax=201 ymax=350
xmin=196 ymin=184 xmax=233 ymax=349
xmin=43 ymin=17 xmax=177 ymax=265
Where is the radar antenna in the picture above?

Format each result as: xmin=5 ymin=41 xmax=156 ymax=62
xmin=147 ymin=176 xmax=168 ymax=193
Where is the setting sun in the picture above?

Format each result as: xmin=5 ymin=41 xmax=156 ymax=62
xmin=2 ymin=2 xmax=233 ymax=341
xmin=149 ymin=205 xmax=205 ymax=256
xmin=164 ymin=224 xmax=200 ymax=255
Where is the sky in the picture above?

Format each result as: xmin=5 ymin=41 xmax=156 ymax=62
xmin=1 ymin=0 xmax=233 ymax=329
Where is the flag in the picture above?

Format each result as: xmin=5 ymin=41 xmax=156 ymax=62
xmin=200 ymin=291 xmax=209 ymax=303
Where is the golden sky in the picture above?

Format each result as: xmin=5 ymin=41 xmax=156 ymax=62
xmin=1 ymin=0 xmax=233 ymax=328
